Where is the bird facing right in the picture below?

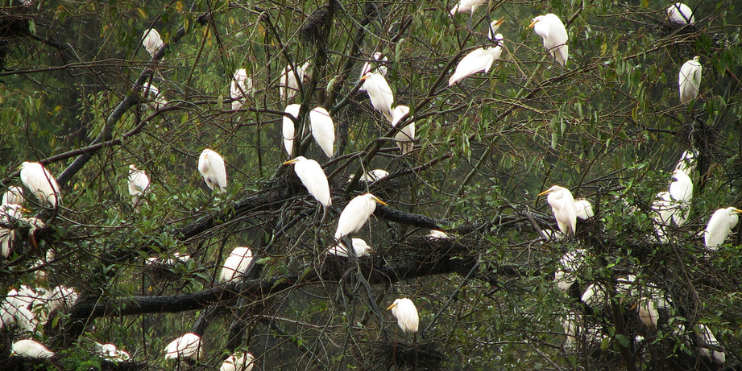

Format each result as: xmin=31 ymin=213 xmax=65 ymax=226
xmin=667 ymin=3 xmax=695 ymax=24
xmin=334 ymin=193 xmax=387 ymax=240
xmin=704 ymin=207 xmax=742 ymax=250
xmin=449 ymin=34 xmax=504 ymax=86
xmin=163 ymin=332 xmax=202 ymax=361
xmin=11 ymin=339 xmax=55 ymax=359
xmin=387 ymin=298 xmax=419 ymax=334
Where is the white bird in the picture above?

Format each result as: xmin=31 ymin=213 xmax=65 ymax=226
xmin=142 ymin=28 xmax=164 ymax=58
xmin=562 ymin=313 xmax=578 ymax=347
xmin=283 ymin=157 xmax=331 ymax=208
xmin=387 ymin=298 xmax=419 ymax=334
xmin=11 ymin=339 xmax=55 ymax=359
xmin=2 ymin=186 xmax=24 ymax=206
xmin=581 ymin=283 xmax=607 ymax=307
xmin=141 ymin=82 xmax=168 ymax=109
xmin=219 ymin=247 xmax=254 ymax=283
xmin=334 ymin=193 xmax=387 ymax=240
xmin=350 ymin=169 xmax=389 ymax=183
xmin=1 ymin=204 xmax=23 ymax=257
xmin=198 ymin=149 xmax=228 ymax=193
xmin=554 ymin=248 xmax=586 ymax=292
xmin=279 ymin=61 xmax=312 ymax=101
xmin=359 ymin=52 xmax=388 ymax=92
xmin=128 ymin=164 xmax=150 ymax=210
xmin=97 ymin=343 xmax=131 ymax=362
xmin=704 ymin=207 xmax=742 ymax=249
xmin=449 ymin=38 xmax=504 ymax=87
xmin=327 ymin=238 xmax=373 ymax=257
xmin=428 ymin=230 xmax=450 ymax=239
xmin=487 ymin=18 xmax=505 ymax=41
xmin=360 ymin=72 xmax=394 ymax=122
xmin=574 ymin=199 xmax=594 ymax=220
xmin=637 ymin=297 xmax=659 ymax=328
xmin=529 ymin=13 xmax=569 ymax=66
xmin=538 ymin=185 xmax=577 ymax=235
xmin=230 ymin=68 xmax=253 ymax=111
xmin=20 ymin=161 xmax=60 ymax=207
xmin=283 ymin=104 xmax=301 ymax=157
xmin=220 ymin=352 xmax=255 ymax=371
xmin=679 ymin=56 xmax=702 ymax=104
xmin=163 ymin=332 xmax=202 ymax=361
xmin=308 ymin=107 xmax=335 ymax=158
xmin=391 ymin=105 xmax=415 ymax=154
xmin=667 ymin=3 xmax=695 ymax=25
xmin=697 ymin=324 xmax=725 ymax=363
xmin=668 ymin=169 xmax=693 ymax=226
xmin=675 ymin=150 xmax=698 ymax=175
xmin=450 ymin=0 xmax=488 ymax=16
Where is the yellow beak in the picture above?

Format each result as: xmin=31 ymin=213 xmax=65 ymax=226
xmin=282 ymin=159 xmax=298 ymax=165
xmin=528 ymin=20 xmax=537 ymax=28
xmin=495 ymin=18 xmax=505 ymax=26
xmin=386 ymin=303 xmax=397 ymax=310
xmin=537 ymin=189 xmax=551 ymax=197
xmin=733 ymin=209 xmax=742 ymax=213
xmin=373 ymin=197 xmax=388 ymax=206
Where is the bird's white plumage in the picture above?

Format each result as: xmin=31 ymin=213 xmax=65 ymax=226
xmin=283 ymin=104 xmax=301 ymax=157
xmin=391 ymin=105 xmax=415 ymax=154
xmin=667 ymin=3 xmax=695 ymax=24
xmin=488 ymin=19 xmax=505 ymax=41
xmin=198 ymin=149 xmax=228 ymax=193
xmin=334 ymin=193 xmax=386 ymax=239
xmin=280 ymin=62 xmax=311 ymax=101
xmin=539 ymin=185 xmax=577 ymax=235
xmin=0 ymin=204 xmax=22 ymax=258
xmin=142 ymin=28 xmax=164 ymax=58
xmin=704 ymin=207 xmax=741 ymax=249
xmin=359 ymin=52 xmax=388 ymax=92
xmin=308 ymin=107 xmax=335 ymax=157
xmin=574 ymin=199 xmax=594 ymax=220
xmin=637 ymin=297 xmax=659 ymax=328
xmin=128 ymin=164 xmax=150 ymax=210
xmin=97 ymin=342 xmax=131 ymax=362
xmin=530 ymin=14 xmax=569 ymax=66
xmin=327 ymin=238 xmax=373 ymax=257
xmin=2 ymin=186 xmax=24 ymax=206
xmin=219 ymin=247 xmax=254 ymax=283
xmin=220 ymin=352 xmax=255 ymax=371
xmin=675 ymin=150 xmax=697 ymax=175
xmin=20 ymin=161 xmax=60 ymax=207
xmin=284 ymin=157 xmax=331 ymax=208
xmin=697 ymin=324 xmax=725 ymax=363
xmin=450 ymin=0 xmax=488 ymax=16
xmin=141 ymin=82 xmax=168 ymax=109
xmin=679 ymin=56 xmax=702 ymax=104
xmin=668 ymin=169 xmax=693 ymax=226
xmin=351 ymin=169 xmax=389 ymax=183
xmin=428 ymin=230 xmax=450 ymax=239
xmin=449 ymin=37 xmax=503 ymax=86
xmin=554 ymin=248 xmax=586 ymax=292
xmin=11 ymin=339 xmax=54 ymax=359
xmin=231 ymin=68 xmax=253 ymax=111
xmin=361 ymin=72 xmax=394 ymax=122
xmin=387 ymin=298 xmax=419 ymax=334
xmin=163 ymin=332 xmax=202 ymax=361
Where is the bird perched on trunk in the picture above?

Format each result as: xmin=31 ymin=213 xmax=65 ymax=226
xmin=334 ymin=193 xmax=387 ymax=239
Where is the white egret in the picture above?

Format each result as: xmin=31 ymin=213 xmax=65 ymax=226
xmin=529 ymin=13 xmax=569 ymax=66
xmin=360 ymin=72 xmax=394 ymax=122
xmin=428 ymin=230 xmax=450 ymax=239
xmin=220 ymin=352 xmax=255 ymax=371
xmin=128 ymin=164 xmax=150 ymax=210
xmin=2 ymin=186 xmax=24 ymax=205
xmin=279 ymin=61 xmax=312 ymax=101
xmin=327 ymin=238 xmax=373 ymax=257
xmin=20 ymin=161 xmax=60 ymax=207
xmin=538 ymin=185 xmax=577 ymax=235
xmin=488 ymin=18 xmax=505 ymax=41
xmin=391 ymin=105 xmax=415 ymax=154
xmin=350 ymin=169 xmax=389 ymax=183
xmin=679 ymin=56 xmax=702 ymax=104
xmin=697 ymin=324 xmax=725 ymax=363
xmin=581 ymin=283 xmax=607 ymax=307
xmin=667 ymin=3 xmax=695 ymax=25
xmin=637 ymin=297 xmax=659 ymax=328
xmin=163 ymin=332 xmax=202 ymax=361
xmin=448 ymin=35 xmax=504 ymax=86
xmin=574 ymin=199 xmax=594 ymax=220
xmin=554 ymin=248 xmax=586 ymax=292
xmin=704 ymin=207 xmax=742 ymax=250
xmin=334 ymin=193 xmax=387 ymax=239
xmin=97 ymin=343 xmax=131 ymax=362
xmin=668 ymin=169 xmax=693 ymax=226
xmin=230 ymin=68 xmax=253 ymax=111
xmin=283 ymin=104 xmax=301 ymax=157
xmin=146 ymin=252 xmax=190 ymax=266
xmin=675 ymin=150 xmax=697 ymax=175
xmin=359 ymin=52 xmax=388 ymax=92
xmin=562 ymin=313 xmax=578 ymax=347
xmin=141 ymin=82 xmax=168 ymax=109
xmin=387 ymin=298 xmax=419 ymax=334
xmin=308 ymin=107 xmax=335 ymax=158
xmin=11 ymin=339 xmax=54 ymax=359
xmin=450 ymin=0 xmax=488 ymax=16
xmin=219 ymin=247 xmax=254 ymax=283
xmin=142 ymin=28 xmax=164 ymax=58
xmin=1 ymin=204 xmax=22 ymax=257
xmin=283 ymin=157 xmax=331 ymax=208
xmin=198 ymin=149 xmax=228 ymax=193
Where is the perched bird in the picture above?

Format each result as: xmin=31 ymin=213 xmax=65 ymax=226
xmin=675 ymin=150 xmax=697 ymax=175
xmin=679 ymin=56 xmax=702 ymax=104
xmin=697 ymin=324 xmax=725 ymax=363
xmin=574 ymin=199 xmax=594 ymax=220
xmin=667 ymin=3 xmax=695 ymax=25
xmin=668 ymin=169 xmax=693 ymax=226
xmin=282 ymin=104 xmax=301 ymax=157
xmin=349 ymin=169 xmax=389 ymax=183
xmin=219 ymin=247 xmax=254 ymax=283
xmin=529 ymin=14 xmax=569 ymax=66
xmin=198 ymin=149 xmax=228 ymax=193
xmin=163 ymin=332 xmax=202 ymax=361
xmin=359 ymin=52 xmax=388 ymax=92
xmin=308 ymin=107 xmax=335 ymax=158
xmin=2 ymin=186 xmax=24 ymax=206
xmin=230 ymin=68 xmax=253 ymax=111
xmin=360 ymin=72 xmax=394 ymax=122
xmin=334 ymin=193 xmax=387 ymax=239
xmin=283 ymin=157 xmax=331 ymax=209
xmin=488 ymin=18 xmax=505 ymax=41
xmin=220 ymin=352 xmax=255 ymax=371
xmin=1 ymin=204 xmax=23 ymax=257
xmin=387 ymin=298 xmax=419 ymax=334
xmin=450 ymin=0 xmax=488 ymax=16
xmin=142 ymin=28 xmax=164 ymax=58
xmin=128 ymin=164 xmax=150 ymax=210
xmin=20 ymin=161 xmax=60 ymax=207
xmin=637 ymin=297 xmax=659 ymax=328
xmin=391 ymin=105 xmax=415 ymax=154
xmin=327 ymin=238 xmax=373 ymax=257
xmin=428 ymin=230 xmax=450 ymax=239
xmin=538 ymin=185 xmax=577 ymax=235
xmin=141 ymin=82 xmax=168 ymax=109
xmin=279 ymin=61 xmax=312 ymax=101
xmin=554 ymin=248 xmax=586 ymax=292
xmin=11 ymin=339 xmax=55 ymax=359
xmin=97 ymin=343 xmax=131 ymax=362
xmin=448 ymin=35 xmax=504 ymax=86
xmin=704 ymin=207 xmax=742 ymax=249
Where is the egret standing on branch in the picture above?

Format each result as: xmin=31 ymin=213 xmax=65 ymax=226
xmin=360 ymin=72 xmax=394 ymax=122
xmin=198 ymin=149 xmax=228 ymax=193
xmin=283 ymin=156 xmax=332 ymax=210
xmin=308 ymin=107 xmax=335 ymax=158
xmin=163 ymin=332 xmax=202 ymax=361
xmin=448 ymin=34 xmax=504 ymax=86
xmin=219 ymin=247 xmax=254 ymax=283
xmin=387 ymin=298 xmax=419 ymax=334
xmin=20 ymin=161 xmax=60 ymax=208
xmin=142 ymin=28 xmax=164 ymax=58
xmin=283 ymin=104 xmax=301 ymax=157
xmin=529 ymin=13 xmax=569 ymax=66
xmin=667 ymin=3 xmax=695 ymax=25
xmin=279 ymin=61 xmax=312 ymax=101
xmin=679 ymin=56 xmax=702 ymax=104
xmin=334 ymin=193 xmax=387 ymax=240
xmin=538 ymin=185 xmax=577 ymax=235
xmin=128 ymin=164 xmax=150 ymax=210
xmin=359 ymin=52 xmax=388 ymax=92
xmin=230 ymin=68 xmax=253 ymax=111
xmin=391 ymin=105 xmax=415 ymax=155
xmin=704 ymin=207 xmax=742 ymax=250
xmin=10 ymin=339 xmax=55 ymax=359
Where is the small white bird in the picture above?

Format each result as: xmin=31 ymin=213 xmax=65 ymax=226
xmin=350 ymin=169 xmax=390 ymax=183
xmin=20 ymin=161 xmax=60 ymax=207
xmin=142 ymin=28 xmax=164 ymax=58
xmin=98 ymin=343 xmax=131 ymax=362
xmin=554 ymin=248 xmax=586 ymax=292
xmin=428 ymin=230 xmax=450 ymax=239
xmin=283 ymin=104 xmax=301 ymax=157
xmin=637 ymin=297 xmax=659 ymax=328
xmin=704 ymin=207 xmax=742 ymax=250
xmin=675 ymin=150 xmax=697 ymax=175
xmin=538 ymin=185 xmax=577 ymax=235
xmin=163 ymin=332 xmax=202 ymax=361
xmin=574 ymin=199 xmax=594 ymax=220
xmin=360 ymin=72 xmax=395 ymax=122
xmin=581 ymin=283 xmax=607 ymax=307
xmin=220 ymin=352 xmax=255 ymax=371
xmin=327 ymin=238 xmax=373 ymax=257
xmin=219 ymin=247 xmax=254 ymax=283
xmin=283 ymin=157 xmax=332 ymax=209
xmin=1 ymin=204 xmax=23 ymax=257
xmin=529 ymin=13 xmax=569 ymax=66
xmin=448 ymin=36 xmax=504 ymax=86
xmin=2 ymin=186 xmax=24 ymax=206
xmin=667 ymin=3 xmax=695 ymax=25
xmin=334 ymin=193 xmax=387 ymax=240
xmin=387 ymin=298 xmax=419 ymax=334
xmin=450 ymin=0 xmax=488 ymax=16
xmin=359 ymin=52 xmax=388 ymax=92
xmin=128 ymin=164 xmax=150 ymax=210
xmin=697 ymin=324 xmax=725 ymax=363
xmin=391 ymin=105 xmax=415 ymax=155
xmin=308 ymin=107 xmax=335 ymax=158
xmin=279 ymin=61 xmax=312 ymax=101
xmin=668 ymin=169 xmax=693 ymax=226
xmin=230 ymin=68 xmax=253 ymax=111
xmin=141 ymin=82 xmax=168 ymax=109
xmin=11 ymin=339 xmax=55 ymax=359
xmin=198 ymin=149 xmax=228 ymax=193
xmin=487 ymin=18 xmax=505 ymax=41
xmin=679 ymin=56 xmax=702 ymax=104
